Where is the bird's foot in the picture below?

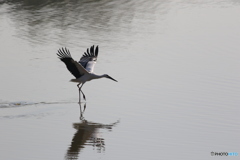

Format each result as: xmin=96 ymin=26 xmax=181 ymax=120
xmin=83 ymin=94 xmax=86 ymax=101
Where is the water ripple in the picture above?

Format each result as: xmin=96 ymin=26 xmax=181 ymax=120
xmin=0 ymin=101 xmax=75 ymax=108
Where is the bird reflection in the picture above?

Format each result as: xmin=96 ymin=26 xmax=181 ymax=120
xmin=65 ymin=103 xmax=119 ymax=160
xmin=79 ymin=103 xmax=86 ymax=120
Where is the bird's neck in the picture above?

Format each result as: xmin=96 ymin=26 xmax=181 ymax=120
xmin=91 ymin=73 xmax=106 ymax=79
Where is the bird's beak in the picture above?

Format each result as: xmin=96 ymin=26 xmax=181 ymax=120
xmin=107 ymin=76 xmax=118 ymax=82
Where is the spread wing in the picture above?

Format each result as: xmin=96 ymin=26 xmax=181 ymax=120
xmin=79 ymin=45 xmax=98 ymax=73
xmin=57 ymin=48 xmax=88 ymax=78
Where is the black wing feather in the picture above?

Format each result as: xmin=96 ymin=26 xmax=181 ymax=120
xmin=90 ymin=46 xmax=94 ymax=54
xmin=79 ymin=45 xmax=98 ymax=68
xmin=57 ymin=48 xmax=82 ymax=78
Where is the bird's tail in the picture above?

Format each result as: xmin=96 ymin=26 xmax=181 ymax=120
xmin=70 ymin=79 xmax=80 ymax=83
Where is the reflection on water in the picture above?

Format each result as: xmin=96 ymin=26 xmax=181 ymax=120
xmin=65 ymin=103 xmax=119 ymax=160
xmin=1 ymin=0 xmax=166 ymax=47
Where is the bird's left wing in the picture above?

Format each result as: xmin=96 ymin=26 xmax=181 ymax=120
xmin=57 ymin=48 xmax=88 ymax=78
xmin=79 ymin=45 xmax=98 ymax=73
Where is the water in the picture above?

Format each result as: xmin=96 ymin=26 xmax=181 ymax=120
xmin=0 ymin=0 xmax=239 ymax=159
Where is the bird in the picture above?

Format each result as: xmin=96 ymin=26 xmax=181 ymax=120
xmin=57 ymin=45 xmax=117 ymax=102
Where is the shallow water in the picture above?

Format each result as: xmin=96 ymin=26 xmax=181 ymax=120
xmin=0 ymin=0 xmax=240 ymax=159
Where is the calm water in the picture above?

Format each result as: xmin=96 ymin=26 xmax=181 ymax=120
xmin=0 ymin=0 xmax=240 ymax=159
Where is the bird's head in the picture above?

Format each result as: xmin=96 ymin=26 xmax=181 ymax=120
xmin=104 ymin=74 xmax=118 ymax=82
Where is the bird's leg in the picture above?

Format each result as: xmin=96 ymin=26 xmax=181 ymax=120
xmin=77 ymin=83 xmax=86 ymax=102
xmin=77 ymin=83 xmax=81 ymax=103
xmin=79 ymin=83 xmax=86 ymax=101
xmin=81 ymin=90 xmax=86 ymax=101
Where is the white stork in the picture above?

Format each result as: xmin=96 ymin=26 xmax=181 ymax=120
xmin=57 ymin=45 xmax=117 ymax=102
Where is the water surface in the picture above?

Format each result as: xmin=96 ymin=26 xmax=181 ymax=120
xmin=0 ymin=0 xmax=239 ymax=159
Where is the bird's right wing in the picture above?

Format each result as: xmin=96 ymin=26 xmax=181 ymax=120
xmin=79 ymin=45 xmax=98 ymax=73
xmin=57 ymin=48 xmax=88 ymax=78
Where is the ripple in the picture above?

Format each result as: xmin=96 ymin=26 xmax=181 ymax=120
xmin=0 ymin=101 xmax=75 ymax=108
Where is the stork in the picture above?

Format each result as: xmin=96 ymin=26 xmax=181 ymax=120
xmin=57 ymin=45 xmax=117 ymax=102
